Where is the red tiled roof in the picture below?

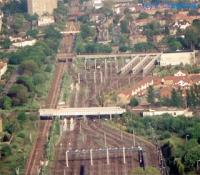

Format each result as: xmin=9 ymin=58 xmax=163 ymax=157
xmin=160 ymin=86 xmax=173 ymax=98
xmin=173 ymin=14 xmax=200 ymax=21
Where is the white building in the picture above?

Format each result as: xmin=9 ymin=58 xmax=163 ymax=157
xmin=93 ymin=0 xmax=103 ymax=9
xmin=9 ymin=36 xmax=37 ymax=48
xmin=27 ymin=0 xmax=57 ymax=16
xmin=12 ymin=39 xmax=36 ymax=48
xmin=143 ymin=108 xmax=193 ymax=117
xmin=38 ymin=15 xmax=55 ymax=26
xmin=160 ymin=51 xmax=196 ymax=66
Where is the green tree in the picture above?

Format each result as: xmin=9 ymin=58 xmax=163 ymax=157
xmin=134 ymin=42 xmax=154 ymax=52
xmin=138 ymin=12 xmax=149 ymax=19
xmin=185 ymin=26 xmax=199 ymax=49
xmin=119 ymin=45 xmax=128 ymax=52
xmin=0 ymin=145 xmax=12 ymax=158
xmin=80 ymin=24 xmax=95 ymax=40
xmin=175 ymin=159 xmax=185 ymax=175
xmin=183 ymin=145 xmax=200 ymax=170
xmin=8 ymin=84 xmax=29 ymax=105
xmin=186 ymin=88 xmax=197 ymax=107
xmin=33 ymin=73 xmax=46 ymax=85
xmin=168 ymin=39 xmax=182 ymax=51
xmin=170 ymin=89 xmax=183 ymax=107
xmin=26 ymin=29 xmax=38 ymax=38
xmin=2 ymin=96 xmax=12 ymax=110
xmin=12 ymin=13 xmax=25 ymax=33
xmin=147 ymin=86 xmax=155 ymax=104
xmin=120 ymin=19 xmax=129 ymax=33
xmin=143 ymin=21 xmax=162 ymax=37
xmin=159 ymin=97 xmax=171 ymax=106
xmin=130 ymin=97 xmax=139 ymax=107
xmin=17 ymin=112 xmax=26 ymax=123
xmin=119 ymin=34 xmax=129 ymax=45
xmin=19 ymin=60 xmax=39 ymax=75
xmin=24 ymin=14 xmax=38 ymax=22
xmin=17 ymin=76 xmax=34 ymax=92
xmin=0 ymin=38 xmax=11 ymax=49
xmin=44 ymin=26 xmax=61 ymax=40
xmin=191 ymin=123 xmax=200 ymax=140
xmin=75 ymin=35 xmax=85 ymax=53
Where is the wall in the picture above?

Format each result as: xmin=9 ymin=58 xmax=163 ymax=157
xmin=160 ymin=51 xmax=196 ymax=66
xmin=143 ymin=110 xmax=193 ymax=117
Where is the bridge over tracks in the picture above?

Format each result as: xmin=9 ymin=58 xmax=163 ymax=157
xmin=39 ymin=107 xmax=126 ymax=118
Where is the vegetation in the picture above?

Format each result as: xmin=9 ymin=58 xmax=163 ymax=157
xmin=166 ymin=19 xmax=200 ymax=51
xmin=158 ymin=84 xmax=200 ymax=108
xmin=186 ymin=84 xmax=200 ymax=108
xmin=121 ymin=113 xmax=200 ymax=175
xmin=120 ymin=19 xmax=129 ymax=33
xmin=138 ymin=12 xmax=149 ymax=19
xmin=54 ymin=1 xmax=68 ymax=29
xmin=147 ymin=86 xmax=155 ymax=104
xmin=0 ymin=113 xmax=37 ymax=175
xmin=41 ymin=119 xmax=60 ymax=174
xmin=130 ymin=97 xmax=139 ymax=107
xmin=75 ymin=30 xmax=112 ymax=54
xmin=60 ymin=73 xmax=71 ymax=102
xmin=129 ymin=167 xmax=160 ymax=175
xmin=0 ymin=26 xmax=61 ymax=109
xmin=133 ymin=42 xmax=154 ymax=52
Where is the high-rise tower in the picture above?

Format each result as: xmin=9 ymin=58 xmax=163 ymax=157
xmin=27 ymin=0 xmax=57 ymax=16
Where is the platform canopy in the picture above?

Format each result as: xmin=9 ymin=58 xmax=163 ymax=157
xmin=39 ymin=107 xmax=126 ymax=117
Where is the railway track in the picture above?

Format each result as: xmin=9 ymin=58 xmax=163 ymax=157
xmin=52 ymin=119 xmax=154 ymax=175
xmin=25 ymin=120 xmax=51 ymax=175
xmin=25 ymin=24 xmax=75 ymax=175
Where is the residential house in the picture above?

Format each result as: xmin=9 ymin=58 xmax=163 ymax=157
xmin=130 ymin=35 xmax=147 ymax=45
xmin=118 ymin=71 xmax=200 ymax=101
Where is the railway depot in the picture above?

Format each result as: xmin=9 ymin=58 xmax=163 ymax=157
xmin=24 ymin=0 xmax=185 ymax=174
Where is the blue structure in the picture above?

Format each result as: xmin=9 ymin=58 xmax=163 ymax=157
xmin=143 ymin=2 xmax=198 ymax=10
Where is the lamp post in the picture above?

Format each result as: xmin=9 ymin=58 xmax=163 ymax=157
xmin=185 ymin=134 xmax=189 ymax=142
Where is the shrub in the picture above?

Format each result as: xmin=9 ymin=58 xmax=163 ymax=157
xmin=0 ymin=145 xmax=12 ymax=158
xmin=17 ymin=112 xmax=26 ymax=123
xmin=159 ymin=131 xmax=171 ymax=140
xmin=17 ymin=131 xmax=26 ymax=138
